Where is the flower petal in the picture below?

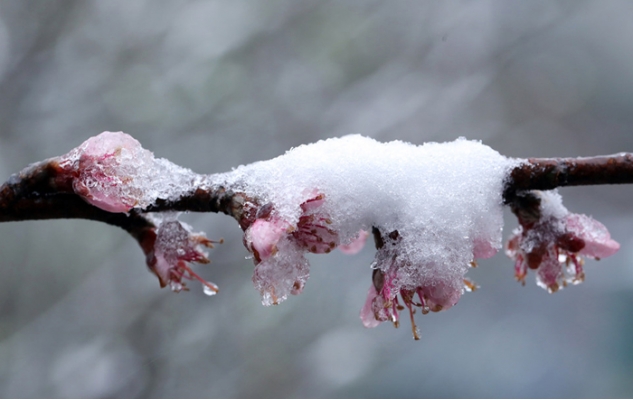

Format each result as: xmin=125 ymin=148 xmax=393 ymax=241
xmin=339 ymin=229 xmax=369 ymax=255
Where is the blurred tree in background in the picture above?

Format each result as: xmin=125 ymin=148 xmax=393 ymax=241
xmin=1 ymin=1 xmax=633 ymax=397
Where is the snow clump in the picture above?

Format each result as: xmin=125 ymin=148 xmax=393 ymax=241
xmin=211 ymin=135 xmax=520 ymax=332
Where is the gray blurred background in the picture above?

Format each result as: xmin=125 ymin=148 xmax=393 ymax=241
xmin=0 ymin=0 xmax=633 ymax=397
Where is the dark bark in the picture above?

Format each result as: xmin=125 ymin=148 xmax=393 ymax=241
xmin=503 ymin=153 xmax=633 ymax=203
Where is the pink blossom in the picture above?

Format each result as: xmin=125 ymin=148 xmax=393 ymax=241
xmin=60 ymin=131 xmax=151 ymax=213
xmin=358 ymin=229 xmax=470 ymax=340
xmin=243 ymin=192 xmax=340 ymax=305
xmin=245 ymin=218 xmax=291 ymax=262
xmin=243 ymin=194 xmax=340 ymax=256
xmin=339 ymin=230 xmax=369 ymax=255
xmin=142 ymin=219 xmax=220 ymax=294
xmin=506 ymin=192 xmax=619 ymax=293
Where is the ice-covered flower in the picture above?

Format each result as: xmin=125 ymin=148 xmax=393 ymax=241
xmin=243 ymin=192 xmax=341 ymax=305
xmin=59 ymin=131 xmax=201 ymax=213
xmin=338 ymin=229 xmax=369 ymax=255
xmin=358 ymin=228 xmax=478 ymax=340
xmin=141 ymin=218 xmax=221 ymax=295
xmin=506 ymin=190 xmax=619 ymax=293
xmin=59 ymin=131 xmax=154 ymax=213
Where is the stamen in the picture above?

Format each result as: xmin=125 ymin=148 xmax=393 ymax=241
xmin=179 ymin=263 xmax=219 ymax=294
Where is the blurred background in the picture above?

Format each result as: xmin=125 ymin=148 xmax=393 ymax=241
xmin=0 ymin=0 xmax=633 ymax=397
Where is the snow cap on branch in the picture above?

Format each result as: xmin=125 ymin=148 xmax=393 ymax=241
xmin=213 ymin=135 xmax=519 ymax=335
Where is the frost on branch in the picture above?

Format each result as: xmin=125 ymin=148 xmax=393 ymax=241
xmin=506 ymin=190 xmax=619 ymax=293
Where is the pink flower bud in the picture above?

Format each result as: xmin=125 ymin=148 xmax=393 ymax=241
xmin=61 ymin=131 xmax=153 ymax=213
xmin=244 ymin=218 xmax=290 ymax=262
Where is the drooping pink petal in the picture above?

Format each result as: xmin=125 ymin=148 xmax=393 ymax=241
xmin=418 ymin=278 xmax=463 ymax=312
xmin=245 ymin=218 xmax=290 ymax=262
xmin=143 ymin=219 xmax=219 ymax=294
xmin=339 ymin=229 xmax=369 ymax=255
xmin=535 ymin=245 xmax=563 ymax=293
xmin=565 ymin=214 xmax=620 ymax=259
xmin=473 ymin=237 xmax=499 ymax=259
xmin=360 ymin=285 xmax=382 ymax=328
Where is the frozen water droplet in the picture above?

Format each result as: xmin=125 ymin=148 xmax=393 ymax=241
xmin=170 ymin=281 xmax=183 ymax=292
xmin=245 ymin=255 xmax=253 ymax=260
xmin=176 ymin=248 xmax=185 ymax=256
xmin=202 ymin=284 xmax=217 ymax=296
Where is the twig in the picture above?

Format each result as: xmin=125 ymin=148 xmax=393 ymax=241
xmin=503 ymin=153 xmax=633 ymax=203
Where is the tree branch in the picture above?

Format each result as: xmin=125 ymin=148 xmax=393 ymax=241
xmin=0 ymin=133 xmax=629 ymax=338
xmin=5 ymin=153 xmax=633 ymax=225
xmin=503 ymin=153 xmax=633 ymax=203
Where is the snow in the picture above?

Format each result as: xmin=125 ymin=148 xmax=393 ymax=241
xmin=211 ymin=135 xmax=520 ymax=307
xmin=537 ymin=190 xmax=568 ymax=220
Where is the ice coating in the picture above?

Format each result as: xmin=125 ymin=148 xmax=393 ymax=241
xmin=143 ymin=214 xmax=220 ymax=294
xmin=59 ymin=131 xmax=200 ymax=213
xmin=212 ymin=135 xmax=520 ymax=313
xmin=506 ymin=190 xmax=620 ymax=293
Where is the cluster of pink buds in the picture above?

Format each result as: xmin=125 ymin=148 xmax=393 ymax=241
xmin=506 ymin=191 xmax=619 ymax=293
